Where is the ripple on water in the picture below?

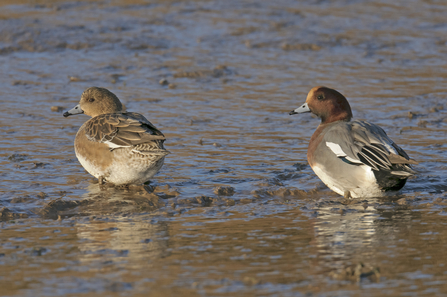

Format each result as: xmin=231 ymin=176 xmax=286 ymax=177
xmin=0 ymin=0 xmax=447 ymax=296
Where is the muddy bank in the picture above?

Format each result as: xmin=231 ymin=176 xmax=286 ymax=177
xmin=0 ymin=0 xmax=447 ymax=296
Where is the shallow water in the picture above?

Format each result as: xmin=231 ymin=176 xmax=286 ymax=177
xmin=0 ymin=0 xmax=447 ymax=296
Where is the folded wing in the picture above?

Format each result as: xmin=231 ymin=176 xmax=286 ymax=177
xmin=85 ymin=113 xmax=167 ymax=153
xmin=324 ymin=120 xmax=417 ymax=177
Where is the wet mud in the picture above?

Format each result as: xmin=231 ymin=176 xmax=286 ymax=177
xmin=1 ymin=0 xmax=447 ymax=296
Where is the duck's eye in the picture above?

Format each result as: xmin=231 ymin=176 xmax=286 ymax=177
xmin=317 ymin=94 xmax=324 ymax=100
xmin=88 ymin=98 xmax=95 ymax=102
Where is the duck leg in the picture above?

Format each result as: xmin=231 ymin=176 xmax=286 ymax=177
xmin=343 ymin=190 xmax=352 ymax=199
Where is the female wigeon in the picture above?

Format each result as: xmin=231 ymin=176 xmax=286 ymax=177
xmin=64 ymin=87 xmax=169 ymax=185
xmin=290 ymin=86 xmax=417 ymax=198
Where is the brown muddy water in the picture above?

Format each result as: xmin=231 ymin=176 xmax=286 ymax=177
xmin=1 ymin=0 xmax=447 ymax=296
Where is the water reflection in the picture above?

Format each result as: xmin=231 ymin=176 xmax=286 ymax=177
xmin=76 ymin=218 xmax=171 ymax=265
xmin=310 ymin=196 xmax=447 ymax=287
xmin=2 ymin=197 xmax=447 ymax=295
xmin=0 ymin=0 xmax=447 ymax=295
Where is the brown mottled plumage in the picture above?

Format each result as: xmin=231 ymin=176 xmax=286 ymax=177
xmin=64 ymin=87 xmax=169 ymax=185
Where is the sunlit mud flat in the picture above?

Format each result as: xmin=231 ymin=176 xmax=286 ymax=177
xmin=1 ymin=0 xmax=447 ymax=296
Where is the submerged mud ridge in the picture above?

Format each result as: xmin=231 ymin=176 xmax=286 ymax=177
xmin=34 ymin=184 xmax=173 ymax=220
xmin=1 ymin=0 xmax=447 ymax=296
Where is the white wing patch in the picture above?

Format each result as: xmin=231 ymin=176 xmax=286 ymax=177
xmin=104 ymin=141 xmax=130 ymax=149
xmin=326 ymin=142 xmax=362 ymax=164
xmin=326 ymin=142 xmax=346 ymax=157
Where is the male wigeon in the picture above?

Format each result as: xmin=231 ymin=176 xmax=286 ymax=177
xmin=64 ymin=87 xmax=169 ymax=185
xmin=290 ymin=86 xmax=417 ymax=198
